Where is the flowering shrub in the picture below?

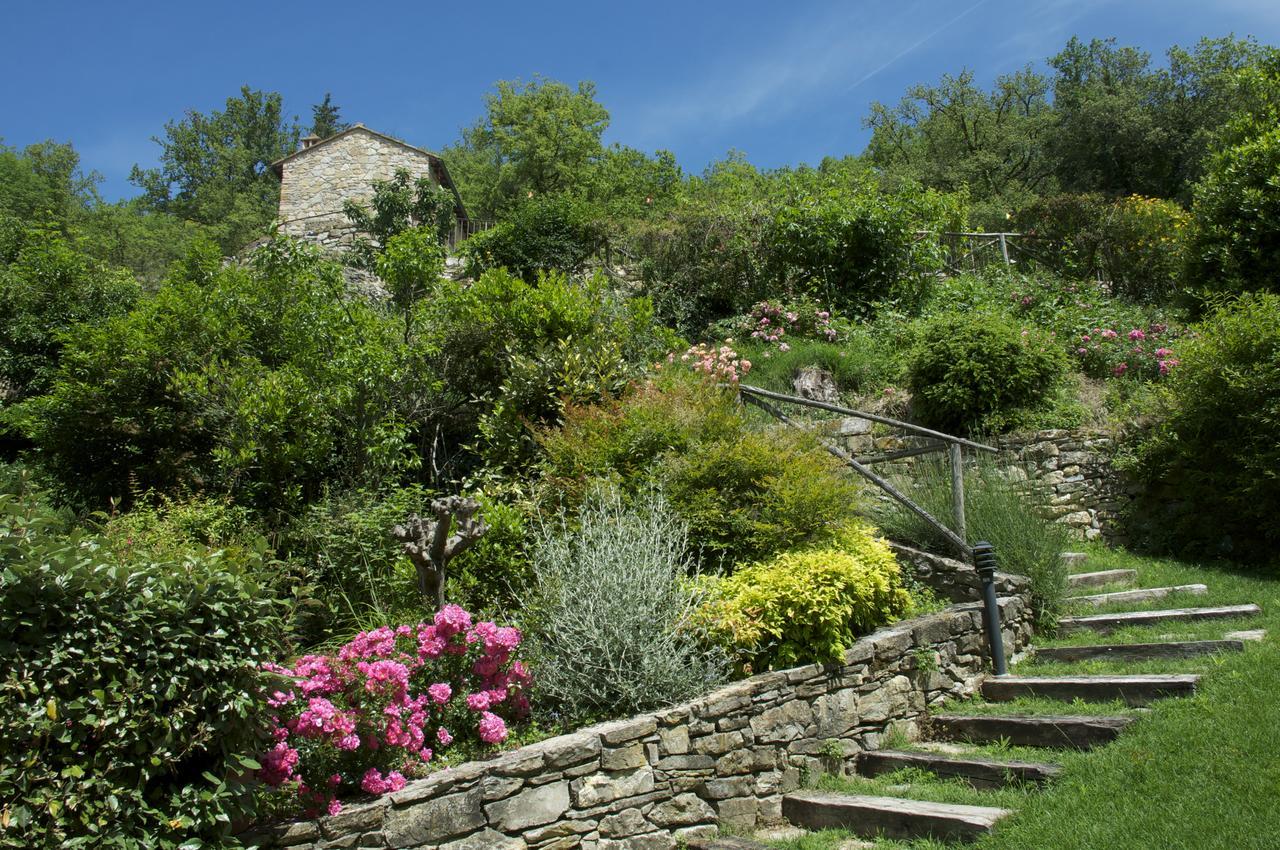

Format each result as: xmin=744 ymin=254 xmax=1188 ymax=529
xmin=260 ymin=605 xmax=531 ymax=815
xmin=1074 ymin=323 xmax=1182 ymax=380
xmin=674 ymin=340 xmax=752 ymax=383
xmin=744 ymin=300 xmax=839 ymax=348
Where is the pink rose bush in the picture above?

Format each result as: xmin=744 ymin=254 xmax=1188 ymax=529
xmin=1074 ymin=322 xmax=1183 ymax=381
xmin=259 ymin=605 xmax=531 ymax=814
xmin=744 ymin=300 xmax=839 ymax=347
xmin=671 ymin=340 xmax=752 ymax=383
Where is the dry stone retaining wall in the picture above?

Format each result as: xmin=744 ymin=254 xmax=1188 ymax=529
xmin=246 ymin=565 xmax=1032 ymax=850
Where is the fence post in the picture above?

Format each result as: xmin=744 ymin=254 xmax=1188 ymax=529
xmin=998 ymin=233 xmax=1010 ymax=267
xmin=973 ymin=541 xmax=1009 ymax=676
xmin=949 ymin=442 xmax=967 ymax=547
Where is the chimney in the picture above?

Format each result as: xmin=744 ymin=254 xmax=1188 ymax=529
xmin=300 ymin=133 xmax=321 ymax=151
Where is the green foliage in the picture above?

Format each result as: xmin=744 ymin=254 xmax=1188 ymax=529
xmin=129 ymin=86 xmax=299 ymax=252
xmin=443 ymin=76 xmax=610 ymax=218
xmin=0 ymin=483 xmax=284 ymax=848
xmin=736 ymin=336 xmax=899 ymax=399
xmin=693 ymin=521 xmax=913 ymax=672
xmin=873 ymin=455 xmax=1071 ymax=626
xmin=308 ymin=92 xmax=349 ymax=139
xmin=1126 ymin=293 xmax=1280 ymax=565
xmin=907 ymin=311 xmax=1068 ymax=435
xmin=0 ymin=139 xmax=98 ymax=229
xmin=864 ymin=67 xmax=1057 ymax=227
xmin=523 ymin=488 xmax=729 ymax=724
xmin=343 ymin=168 xmax=458 ymax=267
xmin=537 ymin=373 xmax=862 ymax=568
xmin=460 ymin=193 xmax=605 ymax=280
xmin=0 ymin=224 xmax=139 ymax=403
xmin=12 ymin=235 xmax=425 ymax=512
xmin=1187 ymin=51 xmax=1280 ymax=299
xmin=418 ymin=268 xmax=675 ymax=473
xmin=376 ymin=227 xmax=446 ymax=336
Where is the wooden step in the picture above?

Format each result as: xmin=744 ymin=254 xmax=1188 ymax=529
xmin=932 ymin=713 xmax=1134 ymax=750
xmin=1225 ymin=629 xmax=1267 ymax=642
xmin=1061 ymin=552 xmax=1088 ymax=570
xmin=783 ymin=791 xmax=1011 ymax=842
xmin=1067 ymin=569 xmax=1137 ymax=589
xmin=1067 ymin=584 xmax=1208 ymax=607
xmin=982 ymin=674 xmax=1199 ymax=706
xmin=1034 ymin=639 xmax=1244 ymax=663
xmin=1059 ymin=604 xmax=1261 ymax=634
xmin=857 ymin=749 xmax=1062 ymax=789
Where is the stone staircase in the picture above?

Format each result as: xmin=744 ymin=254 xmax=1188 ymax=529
xmin=690 ymin=550 xmax=1264 ymax=849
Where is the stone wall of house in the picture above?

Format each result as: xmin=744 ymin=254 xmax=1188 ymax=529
xmin=244 ymin=568 xmax=1033 ymax=850
xmin=278 ymin=129 xmax=439 ymax=245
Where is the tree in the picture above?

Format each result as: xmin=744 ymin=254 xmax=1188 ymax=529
xmin=442 ymin=77 xmax=610 ymax=218
xmin=864 ymin=68 xmax=1057 ymax=226
xmin=342 ymin=168 xmax=457 ymax=268
xmin=309 ymin=92 xmax=349 ymax=139
xmin=129 ymin=87 xmax=299 ymax=252
xmin=0 ymin=139 xmax=99 ymax=229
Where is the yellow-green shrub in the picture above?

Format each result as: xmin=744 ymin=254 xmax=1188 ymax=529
xmin=693 ymin=523 xmax=913 ymax=673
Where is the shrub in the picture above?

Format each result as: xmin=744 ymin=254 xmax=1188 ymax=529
xmin=522 ymin=489 xmax=729 ymax=723
xmin=693 ymin=521 xmax=913 ymax=673
xmin=536 ymin=372 xmax=862 ymax=567
xmin=0 ymin=485 xmax=285 ymax=848
xmin=0 ymin=225 xmax=139 ymax=402
xmin=1072 ymin=322 xmax=1183 ymax=381
xmin=461 ymin=193 xmax=606 ymax=280
xmin=1126 ymin=293 xmax=1280 ymax=565
xmin=260 ymin=606 xmax=531 ymax=816
xmin=907 ymin=312 xmax=1068 ymax=435
xmin=872 ymin=455 xmax=1071 ymax=626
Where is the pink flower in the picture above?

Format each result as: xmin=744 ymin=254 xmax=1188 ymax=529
xmin=478 ymin=711 xmax=508 ymax=744
xmin=338 ymin=734 xmax=360 ymax=751
xmin=778 ymin=342 xmax=790 ymax=352
xmin=1128 ymin=329 xmax=1145 ymax=341
xmin=437 ymin=726 xmax=454 ymax=746
xmin=260 ymin=742 xmax=301 ymax=786
xmin=1101 ymin=329 xmax=1118 ymax=340
xmin=466 ymin=692 xmax=492 ymax=712
xmin=1155 ymin=348 xmax=1173 ymax=357
xmin=428 ymin=683 xmax=453 ymax=704
xmin=434 ymin=604 xmax=472 ymax=639
xmin=327 ymin=798 xmax=343 ymax=816
xmin=1113 ymin=363 xmax=1128 ymax=376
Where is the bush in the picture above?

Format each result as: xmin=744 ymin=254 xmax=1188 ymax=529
xmin=907 ymin=311 xmax=1068 ymax=435
xmin=0 ymin=485 xmax=285 ymax=848
xmin=536 ymin=372 xmax=862 ymax=567
xmin=1126 ymin=293 xmax=1280 ymax=565
xmin=522 ymin=489 xmax=728 ymax=724
xmin=736 ymin=335 xmax=899 ymax=399
xmin=11 ymin=235 xmax=427 ymax=512
xmin=0 ymin=224 xmax=139 ymax=402
xmin=461 ymin=193 xmax=606 ymax=280
xmin=259 ymin=606 xmax=531 ymax=816
xmin=872 ymin=455 xmax=1071 ymax=626
xmin=693 ymin=521 xmax=913 ymax=673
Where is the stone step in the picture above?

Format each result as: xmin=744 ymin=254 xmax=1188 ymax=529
xmin=1067 ymin=569 xmax=1138 ymax=589
xmin=982 ymin=674 xmax=1199 ymax=706
xmin=932 ymin=713 xmax=1134 ymax=750
xmin=686 ymin=838 xmax=774 ymax=850
xmin=1059 ymin=604 xmax=1262 ymax=634
xmin=857 ymin=749 xmax=1062 ymax=789
xmin=1034 ymin=639 xmax=1245 ymax=663
xmin=1061 ymin=552 xmax=1089 ymax=570
xmin=783 ymin=791 xmax=1012 ymax=843
xmin=1067 ymin=584 xmax=1208 ymax=607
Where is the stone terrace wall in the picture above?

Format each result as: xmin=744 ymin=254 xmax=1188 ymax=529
xmin=246 ymin=580 xmax=1032 ymax=850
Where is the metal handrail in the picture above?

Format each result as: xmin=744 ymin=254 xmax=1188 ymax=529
xmin=736 ymin=384 xmax=991 ymax=562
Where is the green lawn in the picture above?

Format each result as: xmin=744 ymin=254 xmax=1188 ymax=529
xmin=760 ymin=546 xmax=1280 ymax=849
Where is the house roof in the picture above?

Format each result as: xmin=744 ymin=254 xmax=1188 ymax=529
xmin=271 ymin=123 xmax=467 ymax=220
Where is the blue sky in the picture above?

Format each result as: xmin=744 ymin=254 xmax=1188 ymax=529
xmin=4 ymin=0 xmax=1279 ymax=201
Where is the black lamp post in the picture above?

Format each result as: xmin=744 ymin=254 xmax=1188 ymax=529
xmin=972 ymin=541 xmax=1008 ymax=676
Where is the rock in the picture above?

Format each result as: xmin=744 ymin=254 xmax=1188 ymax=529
xmin=572 ymin=768 xmax=656 ymax=807
xmin=602 ymin=743 xmax=649 ymax=771
xmin=650 ymin=793 xmax=716 ymax=828
xmin=383 ymin=787 xmax=485 ymax=846
xmin=439 ymin=829 xmax=527 ymax=850
xmin=484 ymin=781 xmax=570 ymax=832
xmin=793 ymin=365 xmax=841 ymax=404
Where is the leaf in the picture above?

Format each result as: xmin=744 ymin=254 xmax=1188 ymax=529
xmin=45 ymin=698 xmax=57 ymax=721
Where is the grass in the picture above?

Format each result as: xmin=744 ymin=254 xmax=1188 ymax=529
xmin=756 ymin=545 xmax=1280 ymax=849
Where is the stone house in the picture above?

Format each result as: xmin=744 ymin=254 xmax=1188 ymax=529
xmin=270 ymin=124 xmax=467 ymax=249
